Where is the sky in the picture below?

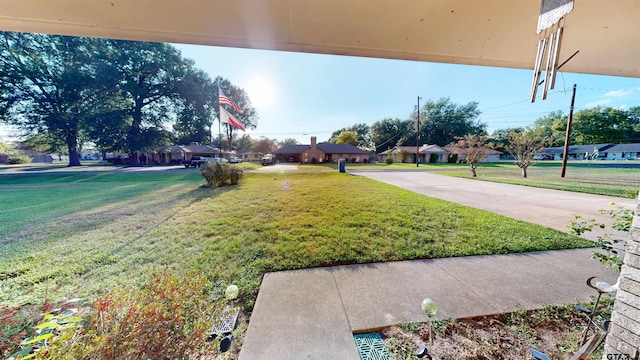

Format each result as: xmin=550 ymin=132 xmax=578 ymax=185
xmin=1 ymin=44 xmax=638 ymax=145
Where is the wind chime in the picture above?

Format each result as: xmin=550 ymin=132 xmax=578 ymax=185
xmin=530 ymin=0 xmax=576 ymax=103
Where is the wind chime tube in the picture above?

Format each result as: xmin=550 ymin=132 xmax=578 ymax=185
xmin=549 ymin=26 xmax=564 ymax=90
xmin=529 ymin=37 xmax=547 ymax=103
xmin=542 ymin=30 xmax=556 ymax=100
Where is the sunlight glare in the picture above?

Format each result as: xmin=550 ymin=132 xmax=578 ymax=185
xmin=246 ymin=77 xmax=275 ymax=107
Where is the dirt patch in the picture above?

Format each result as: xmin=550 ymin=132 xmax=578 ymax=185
xmin=381 ymin=301 xmax=612 ymax=360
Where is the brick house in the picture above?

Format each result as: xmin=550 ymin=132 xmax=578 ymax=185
xmin=378 ymin=145 xmax=450 ymax=163
xmin=274 ymin=136 xmax=371 ymax=163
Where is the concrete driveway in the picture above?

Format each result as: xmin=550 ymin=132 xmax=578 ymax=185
xmin=253 ymin=163 xmax=300 ymax=172
xmin=350 ymin=170 xmax=637 ymax=241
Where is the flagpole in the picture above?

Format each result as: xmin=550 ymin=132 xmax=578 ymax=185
xmin=218 ymin=104 xmax=222 ymax=158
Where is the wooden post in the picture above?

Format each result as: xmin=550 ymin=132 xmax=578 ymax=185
xmin=560 ymin=84 xmax=576 ymax=178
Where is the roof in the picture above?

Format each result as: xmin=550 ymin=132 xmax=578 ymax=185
xmin=379 ymin=145 xmax=452 ymax=155
xmin=275 ymin=145 xmax=310 ymax=154
xmin=604 ymin=143 xmax=640 ymax=153
xmin=420 ymin=144 xmax=450 ymax=154
xmin=1 ymin=1 xmax=637 ymax=77
xmin=542 ymin=144 xmax=613 ymax=154
xmin=275 ymin=143 xmax=369 ymax=154
xmin=317 ymin=142 xmax=369 ymax=154
xmin=165 ymin=144 xmax=220 ymax=154
xmin=443 ymin=146 xmax=502 ymax=155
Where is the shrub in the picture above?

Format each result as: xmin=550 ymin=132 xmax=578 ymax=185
xmin=429 ymin=153 xmax=439 ymax=163
xmin=201 ymin=162 xmax=241 ymax=187
xmin=384 ymin=156 xmax=393 ymax=164
xmin=229 ymin=166 xmax=244 ymax=185
xmin=7 ymin=156 xmax=31 ymax=164
xmin=569 ymin=203 xmax=632 ymax=271
xmin=43 ymin=270 xmax=222 ymax=360
xmin=2 ymin=300 xmax=81 ymax=359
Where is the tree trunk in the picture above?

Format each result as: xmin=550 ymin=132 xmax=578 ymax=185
xmin=470 ymin=165 xmax=477 ymax=177
xmin=128 ymin=151 xmax=141 ymax=167
xmin=521 ymin=166 xmax=528 ymax=178
xmin=127 ymin=97 xmax=144 ymax=167
xmin=66 ymin=127 xmax=82 ymax=167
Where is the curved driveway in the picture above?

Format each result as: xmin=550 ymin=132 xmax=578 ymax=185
xmin=350 ymin=170 xmax=637 ymax=241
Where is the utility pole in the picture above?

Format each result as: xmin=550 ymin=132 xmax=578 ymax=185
xmin=416 ymin=96 xmax=421 ymax=167
xmin=561 ymin=84 xmax=577 ymax=178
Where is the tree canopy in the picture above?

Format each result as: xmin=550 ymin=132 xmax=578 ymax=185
xmin=328 ymin=123 xmax=371 ymax=149
xmin=334 ymin=131 xmax=359 ymax=146
xmin=416 ymin=97 xmax=485 ymax=146
xmin=0 ymin=32 xmax=258 ymax=166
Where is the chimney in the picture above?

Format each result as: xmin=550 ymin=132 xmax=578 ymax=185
xmin=311 ymin=136 xmax=317 ymax=150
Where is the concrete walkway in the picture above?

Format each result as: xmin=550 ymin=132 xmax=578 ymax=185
xmin=239 ymin=171 xmax=631 ymax=360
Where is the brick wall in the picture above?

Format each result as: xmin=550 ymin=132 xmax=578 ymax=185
xmin=603 ymin=193 xmax=640 ymax=359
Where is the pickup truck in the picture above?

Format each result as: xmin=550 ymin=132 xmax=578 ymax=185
xmin=181 ymin=156 xmax=207 ymax=168
xmin=261 ymin=154 xmax=276 ymax=166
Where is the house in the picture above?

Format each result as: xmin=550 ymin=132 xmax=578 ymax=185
xmin=274 ymin=136 xmax=371 ymax=163
xmin=237 ymin=149 xmax=262 ymax=162
xmin=443 ymin=147 xmax=503 ymax=163
xmin=378 ymin=145 xmax=450 ymax=163
xmin=539 ymin=143 xmax=640 ymax=160
xmin=154 ymin=143 xmax=221 ymax=164
xmin=599 ymin=143 xmax=640 ymax=160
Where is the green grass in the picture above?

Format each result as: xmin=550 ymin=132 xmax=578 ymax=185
xmin=299 ymin=161 xmax=639 ymax=198
xmin=442 ymin=165 xmax=640 ymax=198
xmin=0 ymin=171 xmax=590 ymax=308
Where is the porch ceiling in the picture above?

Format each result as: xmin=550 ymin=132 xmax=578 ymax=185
xmin=0 ymin=0 xmax=638 ymax=77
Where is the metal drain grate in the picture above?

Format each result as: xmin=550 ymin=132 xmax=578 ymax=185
xmin=353 ymin=333 xmax=392 ymax=360
xmin=210 ymin=307 xmax=239 ymax=335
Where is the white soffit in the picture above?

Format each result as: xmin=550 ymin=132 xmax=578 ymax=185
xmin=0 ymin=0 xmax=638 ymax=77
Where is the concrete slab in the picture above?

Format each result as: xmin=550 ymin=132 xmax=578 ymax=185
xmin=330 ymin=249 xmax=618 ymax=333
xmin=238 ymin=268 xmax=360 ymax=360
xmin=332 ymin=260 xmax=495 ymax=332
xmin=432 ymin=249 xmax=619 ymax=314
xmin=240 ymin=249 xmax=619 ymax=359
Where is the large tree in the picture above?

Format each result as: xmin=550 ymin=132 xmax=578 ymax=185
xmin=334 ymin=131 xmax=359 ymax=146
xmin=235 ymin=134 xmax=255 ymax=150
xmin=533 ymin=110 xmax=567 ymax=147
xmin=488 ymin=127 xmax=524 ymax=154
xmin=279 ymin=138 xmax=299 ymax=147
xmin=370 ymin=118 xmax=413 ymax=153
xmin=251 ymin=137 xmax=276 ymax=154
xmin=416 ymin=97 xmax=485 ymax=146
xmin=0 ymin=32 xmax=108 ymax=166
xmin=173 ymin=68 xmax=217 ymax=145
xmin=572 ymin=107 xmax=639 ymax=144
xmin=329 ymin=123 xmax=372 ymax=149
xmin=107 ymin=40 xmax=192 ymax=165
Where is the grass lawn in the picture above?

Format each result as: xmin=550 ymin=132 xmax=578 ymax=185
xmin=1 ymin=171 xmax=590 ymax=309
xmin=441 ymin=163 xmax=640 ymax=198
xmin=299 ymin=161 xmax=640 ymax=198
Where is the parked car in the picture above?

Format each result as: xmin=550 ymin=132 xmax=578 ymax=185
xmin=206 ymin=157 xmax=229 ymax=164
xmin=228 ymin=157 xmax=242 ymax=163
xmin=181 ymin=156 xmax=207 ymax=168
xmin=261 ymin=154 xmax=276 ymax=166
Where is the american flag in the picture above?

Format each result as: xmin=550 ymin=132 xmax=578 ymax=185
xmin=218 ymin=86 xmax=244 ymax=114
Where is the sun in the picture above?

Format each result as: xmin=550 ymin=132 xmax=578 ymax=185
xmin=245 ymin=77 xmax=275 ymax=107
